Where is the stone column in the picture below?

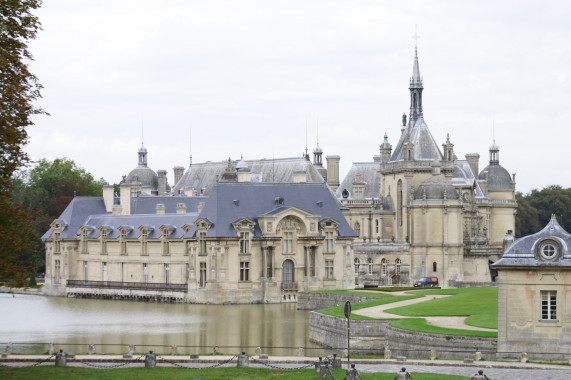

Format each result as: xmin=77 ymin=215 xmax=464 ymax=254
xmin=304 ymin=246 xmax=309 ymax=278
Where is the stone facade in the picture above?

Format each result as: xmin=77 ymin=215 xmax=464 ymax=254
xmin=335 ymin=48 xmax=516 ymax=287
xmin=493 ymin=215 xmax=571 ymax=360
xmin=43 ymin=181 xmax=357 ymax=303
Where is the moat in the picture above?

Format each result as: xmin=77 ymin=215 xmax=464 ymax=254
xmin=0 ymin=293 xmax=319 ymax=355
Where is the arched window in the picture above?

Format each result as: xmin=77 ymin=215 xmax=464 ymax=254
xmin=432 ymin=261 xmax=437 ymax=273
xmin=354 ymin=222 xmax=361 ymax=237
xmin=381 ymin=258 xmax=387 ymax=276
xmin=354 ymin=258 xmax=360 ymax=274
xmin=395 ymin=258 xmax=401 ymax=275
xmin=282 ymin=259 xmax=294 ymax=283
xmin=367 ymin=258 xmax=373 ymax=275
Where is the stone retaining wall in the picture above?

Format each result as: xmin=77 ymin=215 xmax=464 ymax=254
xmin=309 ymin=312 xmax=497 ymax=359
xmin=448 ymin=281 xmax=496 ymax=288
xmin=297 ymin=292 xmax=384 ymax=310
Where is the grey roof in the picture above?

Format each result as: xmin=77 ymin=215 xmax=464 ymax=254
xmin=414 ymin=175 xmax=459 ymax=200
xmin=452 ymin=160 xmax=486 ymax=198
xmin=389 ymin=117 xmax=443 ymax=162
xmin=83 ymin=213 xmax=199 ymax=239
xmin=335 ymin=162 xmax=380 ymax=199
xmin=41 ymin=197 xmax=107 ymax=240
xmin=125 ymin=166 xmax=159 ymax=190
xmin=199 ymin=182 xmax=357 ymax=238
xmin=478 ymin=164 xmax=513 ymax=191
xmin=172 ymin=157 xmax=325 ymax=196
xmin=42 ymin=195 xmax=205 ymax=240
xmin=493 ymin=215 xmax=571 ymax=268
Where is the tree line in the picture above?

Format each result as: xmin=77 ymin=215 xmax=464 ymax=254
xmin=515 ymin=185 xmax=570 ymax=237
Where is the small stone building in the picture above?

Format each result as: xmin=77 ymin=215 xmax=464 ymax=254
xmin=493 ymin=215 xmax=571 ymax=359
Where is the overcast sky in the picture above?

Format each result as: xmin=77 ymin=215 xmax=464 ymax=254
xmin=26 ymin=0 xmax=570 ymax=194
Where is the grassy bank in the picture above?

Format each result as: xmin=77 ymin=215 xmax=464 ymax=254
xmin=0 ymin=366 xmax=472 ymax=379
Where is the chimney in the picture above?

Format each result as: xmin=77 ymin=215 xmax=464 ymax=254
xmin=157 ymin=170 xmax=168 ymax=195
xmin=465 ymin=153 xmax=480 ymax=177
xmin=293 ymin=170 xmax=306 ymax=183
xmin=197 ymin=202 xmax=205 ymax=213
xmin=183 ymin=187 xmax=195 ymax=196
xmin=156 ymin=203 xmax=165 ymax=215
xmin=176 ymin=203 xmax=187 ymax=214
xmin=503 ymin=230 xmax=515 ymax=252
xmin=119 ymin=184 xmax=131 ymax=215
xmin=326 ymin=155 xmax=340 ymax=191
xmin=237 ymin=171 xmax=251 ymax=182
xmin=103 ymin=185 xmax=114 ymax=212
xmin=173 ymin=166 xmax=184 ymax=186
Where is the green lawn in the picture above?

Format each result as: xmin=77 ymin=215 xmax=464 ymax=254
xmin=0 ymin=366 xmax=472 ymax=379
xmin=384 ymin=287 xmax=498 ymax=329
xmin=316 ymin=287 xmax=498 ymax=337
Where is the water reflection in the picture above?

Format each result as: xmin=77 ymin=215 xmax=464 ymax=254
xmin=0 ymin=294 xmax=322 ymax=355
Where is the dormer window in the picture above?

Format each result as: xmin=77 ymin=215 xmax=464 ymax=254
xmin=535 ymin=238 xmax=562 ymax=262
xmin=239 ymin=231 xmax=250 ymax=254
xmin=353 ymin=186 xmax=364 ymax=200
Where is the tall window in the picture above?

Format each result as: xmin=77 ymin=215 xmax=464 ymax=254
xmin=199 ymin=262 xmax=207 ymax=287
xmin=325 ymin=260 xmax=334 ymax=280
xmin=354 ymin=258 xmax=360 ymax=273
xmin=122 ymin=263 xmax=127 ymax=282
xmin=266 ymin=250 xmax=273 ymax=278
xmin=199 ymin=232 xmax=207 ymax=254
xmin=239 ymin=232 xmax=249 ymax=253
xmin=240 ymin=261 xmax=249 ymax=281
xmin=324 ymin=232 xmax=334 ymax=253
xmin=368 ymin=258 xmax=374 ymax=275
xmin=84 ymin=261 xmax=88 ymax=281
xmin=381 ymin=258 xmax=387 ymax=276
xmin=433 ymin=262 xmax=437 ymax=272
xmin=141 ymin=231 xmax=148 ymax=255
xmin=54 ymin=259 xmax=61 ymax=282
xmin=283 ymin=232 xmax=293 ymax=253
xmin=102 ymin=262 xmax=107 ymax=282
xmin=54 ymin=232 xmax=61 ymax=253
xmin=164 ymin=264 xmax=170 ymax=284
xmin=541 ymin=291 xmax=557 ymax=320
xmin=375 ymin=220 xmax=379 ymax=234
xmin=282 ymin=259 xmax=294 ymax=283
xmin=120 ymin=231 xmax=127 ymax=254
xmin=143 ymin=263 xmax=148 ymax=283
xmin=353 ymin=186 xmax=364 ymax=200
xmin=81 ymin=230 xmax=89 ymax=254
xmin=395 ymin=258 xmax=402 ymax=275
xmin=162 ymin=240 xmax=170 ymax=255
xmin=309 ymin=250 xmax=315 ymax=277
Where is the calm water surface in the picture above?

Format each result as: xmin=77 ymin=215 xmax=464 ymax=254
xmin=0 ymin=293 xmax=323 ymax=355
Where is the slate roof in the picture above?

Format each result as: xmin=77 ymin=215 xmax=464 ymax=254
xmin=452 ymin=160 xmax=486 ymax=198
xmin=172 ymin=157 xmax=325 ymax=196
xmin=493 ymin=215 xmax=571 ymax=268
xmin=335 ymin=162 xmax=380 ymax=199
xmin=389 ymin=117 xmax=443 ymax=162
xmin=478 ymin=163 xmax=513 ymax=191
xmin=41 ymin=197 xmax=107 ymax=240
xmin=199 ymin=182 xmax=357 ymax=238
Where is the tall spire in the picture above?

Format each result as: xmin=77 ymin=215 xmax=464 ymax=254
xmin=408 ymin=27 xmax=424 ymax=127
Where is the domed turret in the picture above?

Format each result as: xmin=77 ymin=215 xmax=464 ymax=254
xmin=125 ymin=143 xmax=159 ymax=191
xmin=478 ymin=141 xmax=513 ymax=191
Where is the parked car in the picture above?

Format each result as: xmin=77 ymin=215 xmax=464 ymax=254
xmin=413 ymin=276 xmax=439 ymax=287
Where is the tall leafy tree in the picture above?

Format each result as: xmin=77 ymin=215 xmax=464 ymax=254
xmin=0 ymin=0 xmax=45 ymax=283
xmin=514 ymin=192 xmax=541 ymax=237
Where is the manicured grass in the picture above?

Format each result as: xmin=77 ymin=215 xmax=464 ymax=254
xmin=0 ymin=366 xmax=472 ymax=379
xmin=384 ymin=287 xmax=498 ymax=329
xmin=318 ymin=294 xmax=423 ymax=320
xmin=309 ymin=289 xmax=394 ymax=297
xmin=391 ymin=318 xmax=497 ymax=338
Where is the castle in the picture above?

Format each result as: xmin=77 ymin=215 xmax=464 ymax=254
xmin=42 ymin=47 xmax=516 ymax=302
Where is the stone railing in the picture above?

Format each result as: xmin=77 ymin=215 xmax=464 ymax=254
xmin=66 ymin=280 xmax=188 ymax=292
xmin=281 ymin=282 xmax=298 ymax=291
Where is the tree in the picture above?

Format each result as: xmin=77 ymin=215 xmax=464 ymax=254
xmin=514 ymin=192 xmax=541 ymax=237
xmin=515 ymin=186 xmax=571 ymax=237
xmin=12 ymin=158 xmax=107 ymax=275
xmin=0 ymin=0 xmax=45 ymax=283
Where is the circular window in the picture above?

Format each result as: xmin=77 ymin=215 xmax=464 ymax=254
xmin=541 ymin=244 xmax=557 ymax=259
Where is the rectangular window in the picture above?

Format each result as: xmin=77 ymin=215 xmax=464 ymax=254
xmin=325 ymin=260 xmax=334 ymax=280
xmin=54 ymin=259 xmax=61 ymax=282
xmin=141 ymin=232 xmax=148 ymax=255
xmin=102 ymin=262 xmax=107 ymax=282
xmin=199 ymin=262 xmax=207 ymax=287
xmin=541 ymin=291 xmax=557 ymax=320
xmin=353 ymin=186 xmax=364 ymax=200
xmin=122 ymin=263 xmax=127 ymax=282
xmin=240 ymin=261 xmax=249 ymax=281
xmin=81 ymin=230 xmax=88 ymax=254
xmin=165 ymin=264 xmax=170 ymax=284
xmin=199 ymin=232 xmax=207 ymax=254
xmin=143 ymin=263 xmax=148 ymax=283
xmin=309 ymin=251 xmax=315 ymax=277
xmin=324 ymin=232 xmax=334 ymax=253
xmin=54 ymin=233 xmax=61 ymax=253
xmin=186 ymin=263 xmax=190 ymax=281
xmin=239 ymin=232 xmax=249 ymax=253
xmin=266 ymin=251 xmax=273 ymax=278
xmin=163 ymin=241 xmax=170 ymax=255
xmin=283 ymin=232 xmax=293 ymax=253
xmin=121 ymin=231 xmax=127 ymax=254
xmin=84 ymin=261 xmax=88 ymax=281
